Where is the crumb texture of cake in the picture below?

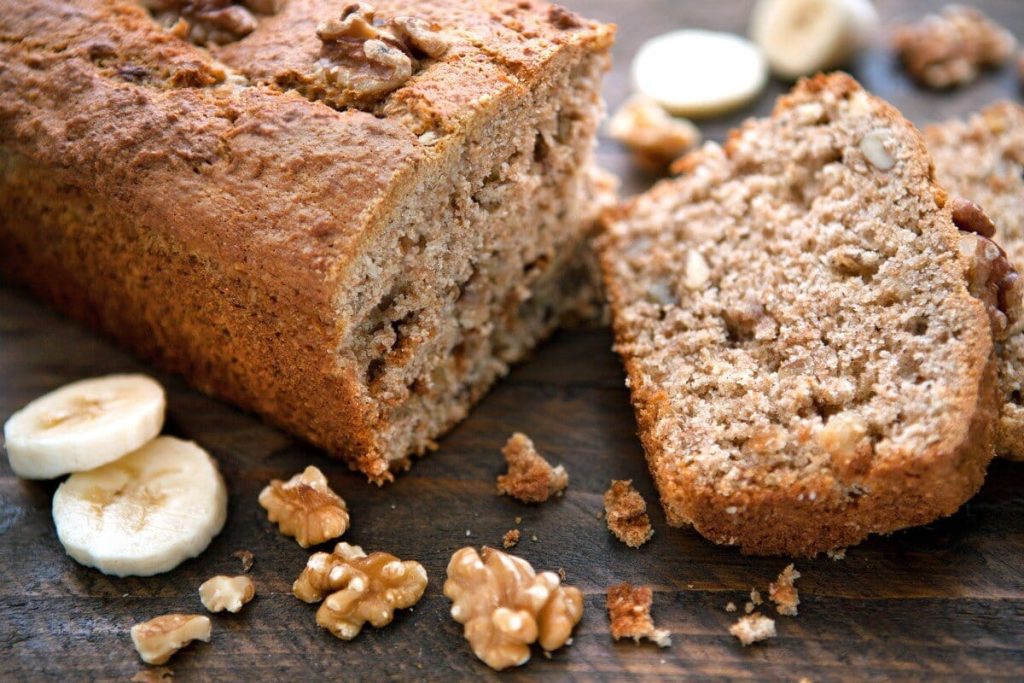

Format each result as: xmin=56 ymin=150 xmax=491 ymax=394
xmin=606 ymin=582 xmax=671 ymax=647
xmin=603 ymin=480 xmax=654 ymax=548
xmin=729 ymin=613 xmax=776 ymax=646
xmin=768 ymin=564 xmax=800 ymax=616
xmin=497 ymin=433 xmax=568 ymax=503
xmin=0 ymin=0 xmax=614 ymax=482
xmin=925 ymin=103 xmax=1024 ymax=460
xmin=599 ymin=73 xmax=996 ymax=556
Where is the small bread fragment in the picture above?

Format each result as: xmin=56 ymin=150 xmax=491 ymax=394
xmin=768 ymin=564 xmax=801 ymax=616
xmin=729 ymin=613 xmax=776 ymax=646
xmin=893 ymin=5 xmax=1016 ymax=89
xmin=606 ymin=582 xmax=671 ymax=647
xmin=603 ymin=480 xmax=654 ymax=548
xmin=502 ymin=529 xmax=521 ymax=549
xmin=925 ymin=103 xmax=1024 ymax=460
xmin=598 ymin=73 xmax=997 ymax=555
xmin=496 ymin=433 xmax=568 ymax=503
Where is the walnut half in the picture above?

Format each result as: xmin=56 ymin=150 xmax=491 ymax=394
xmin=199 ymin=575 xmax=256 ymax=613
xmin=312 ymin=3 xmax=448 ymax=109
xmin=293 ymin=542 xmax=427 ymax=640
xmin=130 ymin=614 xmax=211 ymax=665
xmin=443 ymin=546 xmax=584 ymax=671
xmin=258 ymin=465 xmax=349 ymax=548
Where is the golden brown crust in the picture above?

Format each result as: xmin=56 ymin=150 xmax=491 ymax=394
xmin=598 ymin=73 xmax=996 ymax=556
xmin=0 ymin=0 xmax=613 ymax=480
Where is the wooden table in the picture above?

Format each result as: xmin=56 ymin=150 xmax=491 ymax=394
xmin=3 ymin=1 xmax=1023 ymax=680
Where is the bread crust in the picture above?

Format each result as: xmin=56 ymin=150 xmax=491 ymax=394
xmin=0 ymin=0 xmax=614 ymax=480
xmin=599 ymin=74 xmax=997 ymax=555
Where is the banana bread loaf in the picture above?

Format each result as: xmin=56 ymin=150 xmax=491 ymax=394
xmin=925 ymin=102 xmax=1024 ymax=460
xmin=0 ymin=0 xmax=614 ymax=481
xmin=598 ymin=74 xmax=998 ymax=555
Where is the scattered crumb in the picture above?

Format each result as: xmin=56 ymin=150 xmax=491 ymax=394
xmin=750 ymin=589 xmax=762 ymax=606
xmin=543 ymin=651 xmax=552 ymax=659
xmin=131 ymin=668 xmax=173 ymax=683
xmin=502 ymin=529 xmax=521 ymax=549
xmin=603 ymin=480 xmax=654 ymax=548
xmin=496 ymin=433 xmax=569 ymax=503
xmin=514 ymin=516 xmax=523 ymax=525
xmin=744 ymin=602 xmax=754 ymax=614
xmin=606 ymin=582 xmax=672 ymax=648
xmin=559 ymin=568 xmax=567 ymax=581
xmin=465 ymin=529 xmax=471 ymax=537
xmin=232 ymin=550 xmax=253 ymax=573
xmin=725 ymin=602 xmax=737 ymax=613
xmin=390 ymin=503 xmax=396 ymax=510
xmin=769 ymin=564 xmax=801 ymax=616
xmin=827 ymin=548 xmax=846 ymax=561
xmin=729 ymin=613 xmax=776 ymax=646
xmin=531 ymin=534 xmax=539 ymax=542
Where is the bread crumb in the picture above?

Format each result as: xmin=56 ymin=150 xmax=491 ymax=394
xmin=744 ymin=602 xmax=754 ymax=614
xmin=729 ymin=613 xmax=776 ymax=646
xmin=514 ymin=516 xmax=523 ymax=525
xmin=606 ymin=582 xmax=672 ymax=647
xmin=725 ymin=602 xmax=737 ymax=612
xmin=750 ymin=589 xmax=762 ymax=605
xmin=465 ymin=529 xmax=471 ymax=537
xmin=502 ymin=529 xmax=520 ymax=549
xmin=531 ymin=534 xmax=539 ymax=542
xmin=496 ymin=433 xmax=568 ymax=503
xmin=559 ymin=567 xmax=567 ymax=581
xmin=232 ymin=550 xmax=253 ymax=573
xmin=769 ymin=564 xmax=801 ymax=616
xmin=603 ymin=480 xmax=654 ymax=548
xmin=827 ymin=548 xmax=846 ymax=561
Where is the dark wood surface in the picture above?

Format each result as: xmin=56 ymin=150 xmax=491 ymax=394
xmin=3 ymin=1 xmax=1024 ymax=680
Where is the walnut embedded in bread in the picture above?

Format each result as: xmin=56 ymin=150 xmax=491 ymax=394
xmin=313 ymin=3 xmax=448 ymax=109
xmin=954 ymin=198 xmax=1022 ymax=340
xmin=143 ymin=1 xmax=259 ymax=46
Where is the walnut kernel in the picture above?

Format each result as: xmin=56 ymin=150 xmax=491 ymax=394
xmin=608 ymin=95 xmax=701 ymax=171
xmin=293 ymin=542 xmax=427 ymax=640
xmin=130 ymin=614 xmax=211 ymax=665
xmin=258 ymin=465 xmax=349 ymax=548
xmin=444 ymin=547 xmax=584 ymax=671
xmin=199 ymin=575 xmax=256 ymax=613
xmin=496 ymin=433 xmax=568 ymax=503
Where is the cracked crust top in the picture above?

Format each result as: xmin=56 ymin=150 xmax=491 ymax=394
xmin=599 ymin=74 xmax=996 ymax=556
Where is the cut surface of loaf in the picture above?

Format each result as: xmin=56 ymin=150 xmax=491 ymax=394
xmin=925 ymin=103 xmax=1024 ymax=460
xmin=0 ymin=0 xmax=614 ymax=481
xmin=599 ymin=74 xmax=996 ymax=556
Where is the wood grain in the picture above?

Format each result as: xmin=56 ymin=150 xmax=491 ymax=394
xmin=2 ymin=1 xmax=1024 ymax=680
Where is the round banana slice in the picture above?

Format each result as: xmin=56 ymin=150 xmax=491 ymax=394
xmin=631 ymin=30 xmax=768 ymax=118
xmin=751 ymin=0 xmax=879 ymax=80
xmin=4 ymin=374 xmax=166 ymax=479
xmin=52 ymin=436 xmax=228 ymax=577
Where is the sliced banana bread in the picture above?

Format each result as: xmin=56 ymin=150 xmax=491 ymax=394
xmin=926 ymin=103 xmax=1024 ymax=460
xmin=0 ymin=1 xmax=613 ymax=481
xmin=598 ymin=74 xmax=997 ymax=555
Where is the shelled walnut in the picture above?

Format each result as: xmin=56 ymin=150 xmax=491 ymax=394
xmin=293 ymin=542 xmax=427 ymax=640
xmin=258 ymin=465 xmax=349 ymax=548
xmin=496 ymin=433 xmax=568 ymax=503
xmin=312 ymin=3 xmax=449 ymax=109
xmin=608 ymin=95 xmax=701 ymax=171
xmin=199 ymin=575 xmax=256 ymax=613
xmin=142 ymin=1 xmax=268 ymax=46
xmin=130 ymin=614 xmax=211 ymax=665
xmin=443 ymin=546 xmax=584 ymax=671
xmin=893 ymin=6 xmax=1016 ymax=89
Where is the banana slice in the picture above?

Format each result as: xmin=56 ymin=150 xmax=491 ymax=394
xmin=751 ymin=0 xmax=879 ymax=80
xmin=631 ymin=30 xmax=768 ymax=118
xmin=4 ymin=374 xmax=165 ymax=479
xmin=52 ymin=436 xmax=228 ymax=577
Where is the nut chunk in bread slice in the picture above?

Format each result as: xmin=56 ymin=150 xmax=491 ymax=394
xmin=598 ymin=74 xmax=997 ymax=556
xmin=925 ymin=103 xmax=1024 ymax=460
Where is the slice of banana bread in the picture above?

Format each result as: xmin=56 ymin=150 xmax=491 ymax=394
xmin=0 ymin=0 xmax=614 ymax=481
xmin=925 ymin=103 xmax=1024 ymax=460
xmin=598 ymin=74 xmax=997 ymax=555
